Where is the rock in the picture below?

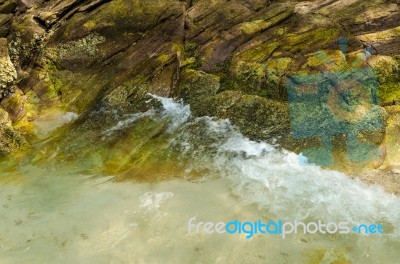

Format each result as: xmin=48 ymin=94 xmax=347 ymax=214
xmin=382 ymin=105 xmax=400 ymax=169
xmin=0 ymin=13 xmax=12 ymax=37
xmin=0 ymin=87 xmax=27 ymax=122
xmin=357 ymin=25 xmax=400 ymax=55
xmin=33 ymin=0 xmax=185 ymax=113
xmin=200 ymin=4 xmax=295 ymax=71
xmin=368 ymin=55 xmax=400 ymax=105
xmin=190 ymin=90 xmax=243 ymax=117
xmin=8 ymin=13 xmax=46 ymax=67
xmin=0 ymin=108 xmax=26 ymax=156
xmin=227 ymin=94 xmax=290 ymax=140
xmin=177 ymin=69 xmax=220 ymax=101
xmin=189 ymin=90 xmax=290 ymax=141
xmin=0 ymin=0 xmax=17 ymax=14
xmin=0 ymin=38 xmax=17 ymax=94
xmin=0 ymin=0 xmax=398 ymax=166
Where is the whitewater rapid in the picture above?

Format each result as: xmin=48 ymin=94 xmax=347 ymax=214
xmin=0 ymin=96 xmax=399 ymax=263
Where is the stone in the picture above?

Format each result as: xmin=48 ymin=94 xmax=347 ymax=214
xmin=0 ymin=38 xmax=17 ymax=95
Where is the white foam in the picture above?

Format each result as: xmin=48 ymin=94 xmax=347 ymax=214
xmin=150 ymin=95 xmax=191 ymax=132
xmin=101 ymin=94 xmax=190 ymax=138
xmin=1 ymin=96 xmax=400 ymax=263
xmin=102 ymin=109 xmax=156 ymax=138
xmin=153 ymin=97 xmax=400 ymax=229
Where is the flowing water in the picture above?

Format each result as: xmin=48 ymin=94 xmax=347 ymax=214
xmin=0 ymin=97 xmax=399 ymax=263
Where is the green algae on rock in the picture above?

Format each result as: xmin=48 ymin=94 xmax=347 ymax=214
xmin=0 ymin=38 xmax=17 ymax=96
xmin=0 ymin=0 xmax=398 ymax=174
xmin=0 ymin=108 xmax=26 ymax=156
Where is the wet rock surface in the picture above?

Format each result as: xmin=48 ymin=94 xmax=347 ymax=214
xmin=0 ymin=0 xmax=398 ymax=173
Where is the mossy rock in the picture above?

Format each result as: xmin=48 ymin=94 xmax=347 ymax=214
xmin=0 ymin=38 xmax=17 ymax=92
xmin=8 ymin=15 xmax=46 ymax=66
xmin=189 ymin=91 xmax=290 ymax=141
xmin=0 ymin=88 xmax=26 ymax=122
xmin=0 ymin=13 xmax=12 ymax=37
xmin=0 ymin=0 xmax=17 ymax=14
xmin=226 ymin=94 xmax=290 ymax=140
xmin=221 ymin=61 xmax=283 ymax=99
xmin=52 ymin=0 xmax=185 ymax=42
xmin=368 ymin=55 xmax=400 ymax=105
xmin=182 ymin=41 xmax=202 ymax=69
xmin=217 ymin=61 xmax=265 ymax=96
xmin=0 ymin=108 xmax=27 ymax=156
xmin=190 ymin=90 xmax=243 ymax=117
xmin=192 ymin=91 xmax=289 ymax=140
xmin=177 ymin=69 xmax=220 ymax=101
xmin=233 ymin=41 xmax=280 ymax=64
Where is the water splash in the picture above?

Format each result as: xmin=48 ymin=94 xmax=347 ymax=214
xmin=0 ymin=96 xmax=399 ymax=263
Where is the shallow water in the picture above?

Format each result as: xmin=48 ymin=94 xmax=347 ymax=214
xmin=0 ymin=97 xmax=399 ymax=263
